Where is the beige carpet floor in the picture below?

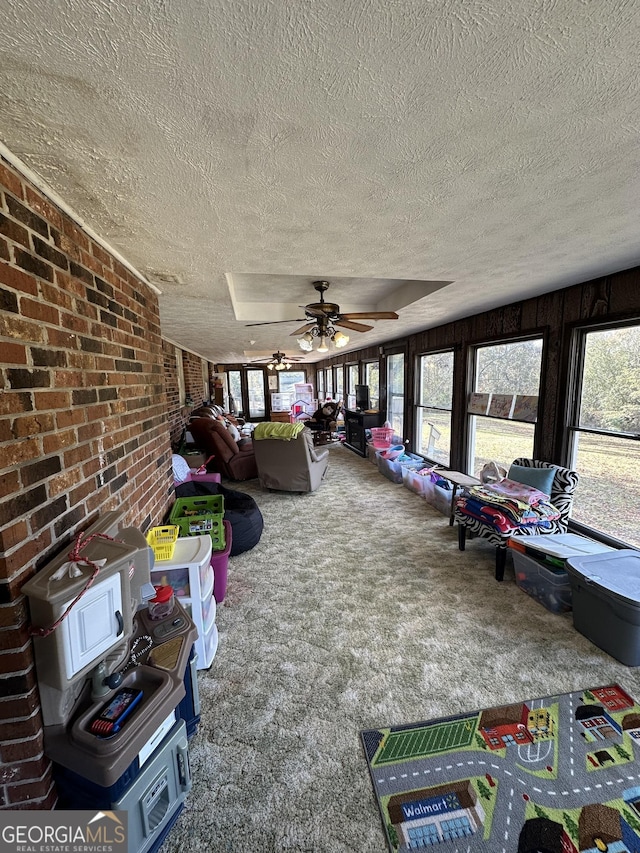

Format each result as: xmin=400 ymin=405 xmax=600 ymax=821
xmin=162 ymin=443 xmax=640 ymax=852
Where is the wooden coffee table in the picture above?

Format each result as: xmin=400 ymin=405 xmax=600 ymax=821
xmin=437 ymin=470 xmax=481 ymax=525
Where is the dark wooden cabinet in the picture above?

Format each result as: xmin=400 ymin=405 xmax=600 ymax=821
xmin=269 ymin=411 xmax=291 ymax=423
xmin=343 ymin=409 xmax=384 ymax=456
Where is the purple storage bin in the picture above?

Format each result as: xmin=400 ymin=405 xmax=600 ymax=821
xmin=211 ymin=520 xmax=232 ymax=603
xmin=187 ymin=471 xmax=221 ymax=484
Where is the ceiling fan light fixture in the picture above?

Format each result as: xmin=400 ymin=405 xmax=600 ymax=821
xmin=317 ymin=335 xmax=329 ymax=353
xmin=333 ymin=331 xmax=349 ymax=348
xmin=275 ymin=361 xmax=285 ymax=370
xmin=298 ymin=337 xmax=313 ymax=352
xmin=268 ymin=363 xmax=274 ymax=370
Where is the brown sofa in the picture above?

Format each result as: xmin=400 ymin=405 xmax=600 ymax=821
xmin=188 ymin=417 xmax=258 ymax=481
xmin=253 ymin=427 xmax=329 ymax=492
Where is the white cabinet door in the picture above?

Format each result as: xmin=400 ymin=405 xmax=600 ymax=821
xmin=60 ymin=573 xmax=123 ymax=679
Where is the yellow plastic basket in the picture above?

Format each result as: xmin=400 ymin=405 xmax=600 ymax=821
xmin=146 ymin=525 xmax=180 ymax=561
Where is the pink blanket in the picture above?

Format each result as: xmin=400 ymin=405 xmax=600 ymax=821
xmin=484 ymin=477 xmax=550 ymax=505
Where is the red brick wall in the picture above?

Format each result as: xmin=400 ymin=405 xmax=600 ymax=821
xmin=162 ymin=339 xmax=184 ymax=447
xmin=182 ymin=350 xmax=208 ymax=408
xmin=161 ymin=342 xmax=214 ymax=448
xmin=0 ymin=156 xmax=174 ymax=808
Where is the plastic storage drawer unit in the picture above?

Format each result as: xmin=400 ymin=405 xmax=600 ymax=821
xmin=565 ymin=550 xmax=640 ymax=666
xmin=150 ymin=535 xmax=212 ymax=597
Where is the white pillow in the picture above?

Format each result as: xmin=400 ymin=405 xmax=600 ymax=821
xmin=172 ymin=454 xmax=191 ymax=484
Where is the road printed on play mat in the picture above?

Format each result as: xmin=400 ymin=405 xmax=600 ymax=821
xmin=362 ymin=684 xmax=640 ymax=852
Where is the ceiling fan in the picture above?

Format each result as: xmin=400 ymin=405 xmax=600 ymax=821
xmin=245 ymin=280 xmax=399 ymax=336
xmin=249 ymin=350 xmax=305 ymax=370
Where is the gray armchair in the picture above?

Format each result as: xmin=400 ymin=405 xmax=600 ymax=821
xmin=253 ymin=427 xmax=329 ymax=493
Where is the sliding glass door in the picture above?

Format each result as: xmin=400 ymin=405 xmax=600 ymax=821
xmin=246 ymin=369 xmax=266 ymax=419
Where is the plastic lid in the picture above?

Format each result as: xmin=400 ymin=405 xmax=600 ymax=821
xmin=510 ymin=533 xmax=615 ymax=559
xmin=151 ymin=585 xmax=174 ymax=603
xmin=565 ymin=550 xmax=640 ymax=604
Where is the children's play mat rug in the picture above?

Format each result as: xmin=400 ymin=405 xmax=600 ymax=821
xmin=361 ymin=684 xmax=640 ymax=852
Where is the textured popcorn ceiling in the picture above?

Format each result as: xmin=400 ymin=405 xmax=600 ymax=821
xmin=1 ymin=0 xmax=639 ymax=364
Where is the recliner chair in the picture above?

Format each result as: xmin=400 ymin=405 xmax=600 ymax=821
xmin=189 ymin=417 xmax=258 ymax=481
xmin=253 ymin=427 xmax=329 ymax=492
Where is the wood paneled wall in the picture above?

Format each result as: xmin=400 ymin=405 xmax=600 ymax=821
xmin=317 ymin=268 xmax=640 ymax=470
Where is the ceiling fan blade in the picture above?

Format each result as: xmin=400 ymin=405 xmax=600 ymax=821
xmin=300 ymin=306 xmax=328 ymax=320
xmin=335 ymin=319 xmax=374 ymax=333
xmin=245 ymin=318 xmax=306 ymax=327
xmin=290 ymin=322 xmax=316 ymax=336
xmin=339 ymin=311 xmax=399 ymax=320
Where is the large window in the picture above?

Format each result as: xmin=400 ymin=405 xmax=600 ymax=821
xmin=346 ymin=364 xmax=359 ymax=409
xmin=568 ymin=323 xmax=640 ymax=547
xmin=325 ymin=367 xmax=334 ymax=400
xmin=334 ymin=366 xmax=344 ymax=403
xmin=246 ymin=369 xmax=266 ymax=419
xmin=365 ymin=361 xmax=379 ymax=409
xmin=387 ymin=353 xmax=405 ymax=440
xmin=468 ymin=338 xmax=543 ymax=477
xmin=416 ymin=351 xmax=454 ymax=466
xmin=278 ymin=369 xmax=305 ymax=396
xmin=269 ymin=369 xmax=306 ymax=411
xmin=317 ymin=369 xmax=325 ymax=401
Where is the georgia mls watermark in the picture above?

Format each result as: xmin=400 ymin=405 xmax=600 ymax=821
xmin=0 ymin=811 xmax=128 ymax=853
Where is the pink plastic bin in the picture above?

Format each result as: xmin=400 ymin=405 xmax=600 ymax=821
xmin=173 ymin=465 xmax=222 ymax=487
xmin=187 ymin=471 xmax=221 ymax=484
xmin=211 ymin=520 xmax=232 ymax=603
xmin=370 ymin=426 xmax=394 ymax=449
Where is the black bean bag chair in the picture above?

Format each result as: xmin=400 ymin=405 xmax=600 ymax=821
xmin=174 ymin=481 xmax=263 ymax=556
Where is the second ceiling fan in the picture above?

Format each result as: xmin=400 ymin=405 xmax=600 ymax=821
xmin=250 ymin=350 xmax=304 ymax=370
